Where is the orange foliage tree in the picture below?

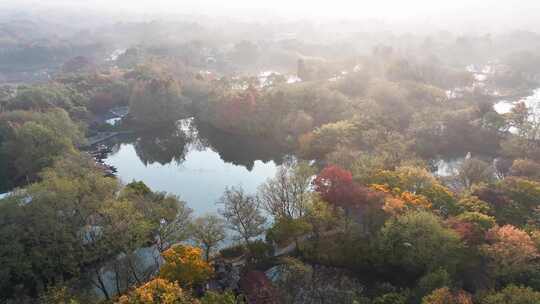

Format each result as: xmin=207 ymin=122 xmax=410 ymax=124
xmin=481 ymin=225 xmax=539 ymax=276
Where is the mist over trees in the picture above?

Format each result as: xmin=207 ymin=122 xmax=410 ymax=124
xmin=3 ymin=1 xmax=540 ymax=303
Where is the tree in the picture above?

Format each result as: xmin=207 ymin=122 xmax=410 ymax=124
xmin=6 ymin=84 xmax=82 ymax=112
xmin=191 ymin=214 xmax=227 ymax=261
xmin=481 ymin=285 xmax=540 ymax=304
xmin=421 ymin=288 xmax=473 ymax=304
xmin=0 ymin=153 xmax=120 ymax=299
xmin=0 ymin=109 xmax=84 ymax=182
xmin=159 ymin=245 xmax=213 ymax=288
xmin=130 ymin=72 xmax=191 ymax=127
xmin=155 ymin=197 xmax=193 ymax=253
xmin=510 ymin=159 xmax=540 ymax=181
xmin=121 ymin=182 xmax=193 ymax=253
xmin=372 ymin=166 xmax=457 ymax=216
xmin=239 ymin=271 xmax=278 ymax=304
xmin=201 ymin=291 xmax=237 ymax=304
xmin=312 ymin=165 xmax=356 ymax=208
xmin=39 ymin=286 xmax=82 ymax=304
xmin=456 ymin=195 xmax=492 ymax=214
xmin=90 ymin=200 xmax=154 ymax=295
xmin=116 ymin=278 xmax=198 ymax=304
xmin=496 ymin=177 xmax=540 ymax=226
xmin=447 ymin=212 xmax=496 ymax=245
xmin=266 ymin=217 xmax=312 ymax=250
xmin=9 ymin=121 xmax=74 ymax=181
xmin=377 ymin=211 xmax=464 ymax=275
xmin=314 ymin=165 xmax=386 ymax=233
xmin=481 ymin=225 xmax=538 ymax=278
xmin=457 ymin=158 xmax=494 ymax=189
xmin=304 ymin=195 xmax=346 ymax=243
xmin=258 ymin=160 xmax=315 ymax=220
xmin=299 ymin=120 xmax=357 ymax=159
xmin=501 ymin=101 xmax=540 ymax=160
xmin=218 ymin=186 xmax=266 ymax=247
xmin=416 ymin=268 xmax=453 ymax=301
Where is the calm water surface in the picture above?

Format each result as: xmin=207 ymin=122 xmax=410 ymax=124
xmin=103 ymin=119 xmax=286 ymax=214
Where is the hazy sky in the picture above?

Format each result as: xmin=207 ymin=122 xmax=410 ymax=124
xmin=10 ymin=0 xmax=540 ymax=18
xmin=6 ymin=0 xmax=540 ymax=33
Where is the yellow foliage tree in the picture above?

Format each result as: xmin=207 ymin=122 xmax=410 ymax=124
xmin=422 ymin=288 xmax=472 ymax=304
xmin=117 ymin=278 xmax=198 ymax=304
xmin=159 ymin=245 xmax=213 ymax=288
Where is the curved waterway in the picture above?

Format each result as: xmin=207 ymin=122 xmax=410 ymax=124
xmin=103 ymin=119 xmax=287 ymax=214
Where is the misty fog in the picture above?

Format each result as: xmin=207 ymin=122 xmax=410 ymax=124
xmin=3 ymin=1 xmax=540 ymax=303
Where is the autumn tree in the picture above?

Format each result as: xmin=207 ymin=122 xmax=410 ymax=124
xmin=481 ymin=225 xmax=539 ymax=278
xmin=447 ymin=212 xmax=496 ymax=245
xmin=314 ymin=165 xmax=386 ymax=233
xmin=312 ymin=165 xmax=357 ymax=208
xmin=191 ymin=214 xmax=227 ymax=261
xmin=239 ymin=271 xmax=278 ymax=304
xmin=421 ymin=288 xmax=473 ymax=304
xmin=159 ymin=245 xmax=213 ymax=288
xmin=117 ymin=278 xmax=198 ymax=304
xmin=371 ymin=166 xmax=457 ymax=216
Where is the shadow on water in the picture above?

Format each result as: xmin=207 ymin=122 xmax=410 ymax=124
xmin=108 ymin=118 xmax=289 ymax=170
xmin=194 ymin=120 xmax=289 ymax=171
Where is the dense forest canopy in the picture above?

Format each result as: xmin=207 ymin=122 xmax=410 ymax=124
xmin=2 ymin=2 xmax=540 ymax=304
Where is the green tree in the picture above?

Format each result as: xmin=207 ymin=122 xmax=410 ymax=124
xmin=201 ymin=291 xmax=237 ymax=304
xmin=481 ymin=285 xmax=540 ymax=304
xmin=0 ymin=109 xmax=84 ymax=182
xmin=0 ymin=153 xmax=119 ymax=299
xmin=377 ymin=211 xmax=464 ymax=275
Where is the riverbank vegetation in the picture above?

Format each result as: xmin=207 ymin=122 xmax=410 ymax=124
xmin=3 ymin=9 xmax=540 ymax=304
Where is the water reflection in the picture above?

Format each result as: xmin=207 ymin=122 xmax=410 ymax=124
xmin=134 ymin=124 xmax=191 ymax=166
xmin=104 ymin=119 xmax=288 ymax=214
xmin=196 ymin=122 xmax=288 ymax=171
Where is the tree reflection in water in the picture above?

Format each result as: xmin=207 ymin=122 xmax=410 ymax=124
xmin=110 ymin=118 xmax=288 ymax=170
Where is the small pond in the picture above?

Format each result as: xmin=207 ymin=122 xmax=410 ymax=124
xmin=103 ymin=119 xmax=287 ymax=215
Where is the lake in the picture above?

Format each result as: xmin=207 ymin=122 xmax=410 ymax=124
xmin=103 ymin=119 xmax=287 ymax=215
